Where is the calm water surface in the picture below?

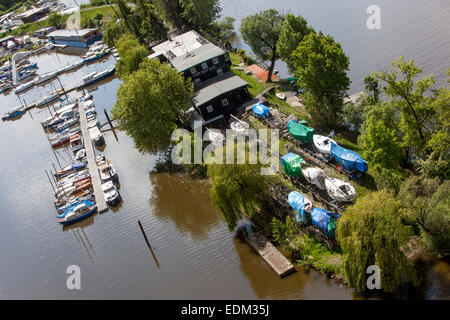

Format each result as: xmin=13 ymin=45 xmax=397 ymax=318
xmin=222 ymin=0 xmax=450 ymax=93
xmin=0 ymin=1 xmax=449 ymax=299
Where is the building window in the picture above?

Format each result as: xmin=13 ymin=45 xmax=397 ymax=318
xmin=194 ymin=78 xmax=201 ymax=86
xmin=206 ymin=105 xmax=214 ymax=113
xmin=212 ymin=57 xmax=219 ymax=65
xmin=190 ymin=67 xmax=197 ymax=74
xmin=224 ymin=54 xmax=230 ymax=61
xmin=202 ymin=62 xmax=208 ymax=70
xmin=217 ymin=69 xmax=223 ymax=76
xmin=222 ymin=98 xmax=229 ymax=106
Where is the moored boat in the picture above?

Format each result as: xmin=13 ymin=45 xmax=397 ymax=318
xmin=101 ymin=181 xmax=121 ymax=206
xmin=2 ymin=105 xmax=25 ymax=120
xmin=58 ymin=201 xmax=97 ymax=225
xmin=14 ymin=80 xmax=34 ymax=94
xmin=79 ymin=66 xmax=116 ymax=88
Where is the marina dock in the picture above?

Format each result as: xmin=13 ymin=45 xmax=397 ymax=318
xmin=247 ymin=232 xmax=296 ymax=277
xmin=79 ymin=100 xmax=108 ymax=213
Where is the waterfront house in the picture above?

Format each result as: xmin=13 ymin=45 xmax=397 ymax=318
xmin=149 ymin=31 xmax=250 ymax=128
xmin=47 ymin=29 xmax=102 ymax=48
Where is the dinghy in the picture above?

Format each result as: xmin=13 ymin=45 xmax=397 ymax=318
xmin=281 ymin=153 xmax=306 ymax=178
xmin=252 ymin=101 xmax=270 ymax=118
xmin=276 ymin=92 xmax=286 ymax=100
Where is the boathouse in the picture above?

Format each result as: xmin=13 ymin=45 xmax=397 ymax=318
xmin=17 ymin=7 xmax=50 ymax=23
xmin=149 ymin=30 xmax=249 ymax=127
xmin=47 ymin=28 xmax=102 ymax=48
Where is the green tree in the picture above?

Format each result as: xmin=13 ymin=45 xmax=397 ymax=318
xmin=208 ymin=160 xmax=271 ymax=231
xmin=291 ymin=32 xmax=350 ymax=128
xmin=47 ymin=13 xmax=65 ymax=29
xmin=154 ymin=0 xmax=186 ymax=32
xmin=240 ymin=9 xmax=284 ymax=82
xmin=210 ymin=16 xmax=235 ymax=41
xmin=363 ymin=75 xmax=380 ymax=105
xmin=111 ymin=59 xmax=194 ymax=153
xmin=336 ymin=190 xmax=417 ymax=292
xmin=117 ymin=0 xmax=144 ymax=44
xmin=426 ymin=83 xmax=449 ymax=159
xmin=115 ymin=33 xmax=148 ymax=77
xmin=359 ymin=116 xmax=403 ymax=169
xmin=179 ymin=0 xmax=221 ymax=31
xmin=372 ymin=57 xmax=436 ymax=154
xmin=135 ymin=0 xmax=167 ymax=41
xmin=399 ymin=177 xmax=450 ymax=258
xmin=102 ymin=19 xmax=124 ymax=48
xmin=277 ymin=13 xmax=314 ymax=73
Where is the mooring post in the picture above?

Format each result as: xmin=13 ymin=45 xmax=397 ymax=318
xmin=104 ymin=108 xmax=118 ymax=141
xmin=138 ymin=220 xmax=151 ymax=248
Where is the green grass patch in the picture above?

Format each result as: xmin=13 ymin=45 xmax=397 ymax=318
xmin=293 ymin=233 xmax=343 ymax=276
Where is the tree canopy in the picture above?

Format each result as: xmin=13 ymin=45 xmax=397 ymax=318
xmin=240 ymin=9 xmax=284 ymax=82
xmin=115 ymin=33 xmax=148 ymax=78
xmin=336 ymin=190 xmax=417 ymax=292
xmin=111 ymin=59 xmax=194 ymax=153
xmin=291 ymin=32 xmax=350 ymax=128
xmin=277 ymin=13 xmax=314 ymax=73
xmin=179 ymin=0 xmax=221 ymax=31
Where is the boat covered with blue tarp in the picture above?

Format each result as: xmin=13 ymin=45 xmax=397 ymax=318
xmin=310 ymin=208 xmax=340 ymax=237
xmin=288 ymin=191 xmax=313 ymax=223
xmin=252 ymin=101 xmax=270 ymax=118
xmin=330 ymin=142 xmax=368 ymax=173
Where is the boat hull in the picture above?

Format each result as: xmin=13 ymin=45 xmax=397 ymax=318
xmin=59 ymin=207 xmax=97 ymax=225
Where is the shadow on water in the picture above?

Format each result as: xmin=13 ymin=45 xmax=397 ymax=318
xmin=149 ymin=172 xmax=221 ymax=240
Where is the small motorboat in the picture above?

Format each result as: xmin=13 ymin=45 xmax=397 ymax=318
xmin=204 ymin=128 xmax=225 ymax=147
xmin=75 ymin=149 xmax=86 ymax=161
xmin=97 ymin=156 xmax=118 ymax=183
xmin=276 ymin=92 xmax=286 ymax=100
xmin=84 ymin=93 xmax=93 ymax=101
xmin=102 ymin=181 xmax=121 ymax=206
xmin=55 ymin=195 xmax=94 ymax=214
xmin=58 ymin=201 xmax=97 ymax=225
xmin=84 ymin=99 xmax=95 ymax=110
xmin=313 ymin=134 xmax=336 ymax=155
xmin=88 ymin=126 xmax=104 ymax=146
xmin=70 ymin=134 xmax=84 ymax=154
xmin=229 ymin=115 xmax=250 ymax=134
xmin=56 ymin=117 xmax=79 ymax=133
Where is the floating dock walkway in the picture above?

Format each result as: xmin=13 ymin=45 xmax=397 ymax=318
xmin=247 ymin=232 xmax=296 ymax=277
xmin=79 ymin=100 xmax=108 ymax=213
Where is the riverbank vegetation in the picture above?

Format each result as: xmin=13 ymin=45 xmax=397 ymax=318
xmin=107 ymin=2 xmax=449 ymax=295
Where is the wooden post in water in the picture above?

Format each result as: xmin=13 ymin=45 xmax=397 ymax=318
xmin=138 ymin=220 xmax=160 ymax=268
xmin=104 ymin=108 xmax=118 ymax=141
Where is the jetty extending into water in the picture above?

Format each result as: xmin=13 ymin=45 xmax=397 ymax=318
xmin=79 ymin=100 xmax=108 ymax=213
xmin=247 ymin=232 xmax=296 ymax=277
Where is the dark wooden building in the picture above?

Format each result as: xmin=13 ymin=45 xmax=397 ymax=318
xmin=149 ymin=31 xmax=250 ymax=128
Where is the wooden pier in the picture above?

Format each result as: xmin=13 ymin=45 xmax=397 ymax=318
xmin=79 ymin=100 xmax=108 ymax=213
xmin=247 ymin=232 xmax=296 ymax=277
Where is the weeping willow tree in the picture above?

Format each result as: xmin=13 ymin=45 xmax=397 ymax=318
xmin=336 ymin=190 xmax=418 ymax=292
xmin=207 ymin=143 xmax=273 ymax=231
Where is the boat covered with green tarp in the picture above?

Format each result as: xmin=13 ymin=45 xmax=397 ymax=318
xmin=281 ymin=153 xmax=306 ymax=177
xmin=287 ymin=120 xmax=315 ymax=144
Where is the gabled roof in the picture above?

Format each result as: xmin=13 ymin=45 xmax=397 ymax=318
xmin=193 ymin=72 xmax=248 ymax=107
xmin=149 ymin=30 xmax=225 ymax=72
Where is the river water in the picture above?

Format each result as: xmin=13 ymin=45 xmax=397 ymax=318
xmin=222 ymin=0 xmax=450 ymax=94
xmin=0 ymin=1 xmax=449 ymax=299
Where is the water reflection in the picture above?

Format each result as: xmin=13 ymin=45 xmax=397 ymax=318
xmin=150 ymin=173 xmax=221 ymax=239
